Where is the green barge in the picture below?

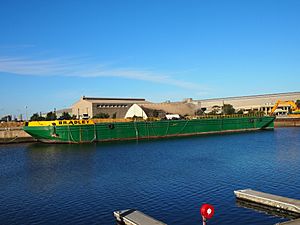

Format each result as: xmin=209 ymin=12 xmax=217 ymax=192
xmin=23 ymin=115 xmax=275 ymax=144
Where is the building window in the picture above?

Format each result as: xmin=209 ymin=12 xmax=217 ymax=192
xmin=96 ymin=104 xmax=129 ymax=108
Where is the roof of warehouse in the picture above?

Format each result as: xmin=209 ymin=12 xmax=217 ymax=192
xmin=82 ymin=96 xmax=146 ymax=101
xmin=197 ymin=91 xmax=300 ymax=102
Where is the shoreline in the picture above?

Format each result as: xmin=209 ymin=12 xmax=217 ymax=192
xmin=0 ymin=127 xmax=36 ymax=144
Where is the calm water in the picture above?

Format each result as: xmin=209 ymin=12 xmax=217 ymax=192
xmin=1 ymin=128 xmax=300 ymax=225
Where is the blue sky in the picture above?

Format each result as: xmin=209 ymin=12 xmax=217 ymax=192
xmin=0 ymin=0 xmax=299 ymax=118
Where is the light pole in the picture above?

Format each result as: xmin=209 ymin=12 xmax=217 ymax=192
xmin=25 ymin=106 xmax=28 ymax=121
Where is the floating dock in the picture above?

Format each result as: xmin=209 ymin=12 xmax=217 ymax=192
xmin=276 ymin=219 xmax=300 ymax=225
xmin=113 ymin=209 xmax=167 ymax=225
xmin=234 ymin=189 xmax=300 ymax=214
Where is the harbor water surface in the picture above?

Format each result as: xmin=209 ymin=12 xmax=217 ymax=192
xmin=1 ymin=128 xmax=300 ymax=224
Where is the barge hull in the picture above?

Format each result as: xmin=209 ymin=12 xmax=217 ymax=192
xmin=23 ymin=116 xmax=275 ymax=144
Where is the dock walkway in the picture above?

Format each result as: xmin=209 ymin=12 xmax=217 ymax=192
xmin=114 ymin=209 xmax=167 ymax=225
xmin=276 ymin=219 xmax=300 ymax=225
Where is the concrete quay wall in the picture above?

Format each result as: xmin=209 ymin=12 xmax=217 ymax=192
xmin=275 ymin=118 xmax=300 ymax=127
xmin=0 ymin=127 xmax=35 ymax=144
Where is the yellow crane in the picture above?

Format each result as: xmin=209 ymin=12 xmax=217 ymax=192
xmin=270 ymin=100 xmax=300 ymax=115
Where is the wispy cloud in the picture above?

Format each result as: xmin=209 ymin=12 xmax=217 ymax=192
xmin=0 ymin=55 xmax=208 ymax=91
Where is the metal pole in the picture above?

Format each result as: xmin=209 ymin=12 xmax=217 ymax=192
xmin=202 ymin=216 xmax=207 ymax=225
xmin=222 ymin=100 xmax=225 ymax=115
xmin=25 ymin=106 xmax=28 ymax=121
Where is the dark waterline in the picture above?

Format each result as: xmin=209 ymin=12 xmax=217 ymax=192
xmin=1 ymin=128 xmax=300 ymax=225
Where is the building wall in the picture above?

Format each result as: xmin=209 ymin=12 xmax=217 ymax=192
xmin=140 ymin=103 xmax=196 ymax=116
xmin=71 ymin=97 xmax=149 ymax=119
xmin=72 ymin=100 xmax=93 ymax=118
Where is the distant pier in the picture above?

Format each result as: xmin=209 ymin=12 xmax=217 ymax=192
xmin=234 ymin=189 xmax=300 ymax=214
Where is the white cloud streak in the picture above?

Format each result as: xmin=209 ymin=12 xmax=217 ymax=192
xmin=0 ymin=56 xmax=206 ymax=90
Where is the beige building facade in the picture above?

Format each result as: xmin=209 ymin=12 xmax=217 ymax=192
xmin=71 ymin=96 xmax=149 ymax=119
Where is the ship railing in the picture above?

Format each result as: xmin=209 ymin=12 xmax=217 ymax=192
xmin=92 ymin=113 xmax=267 ymax=123
xmin=91 ymin=118 xmax=133 ymax=123
xmin=191 ymin=112 xmax=266 ymax=120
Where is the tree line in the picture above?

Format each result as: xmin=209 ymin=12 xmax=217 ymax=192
xmin=30 ymin=112 xmax=75 ymax=121
xmin=195 ymin=104 xmax=265 ymax=116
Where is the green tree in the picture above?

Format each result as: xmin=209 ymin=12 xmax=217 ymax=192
xmin=93 ymin=113 xmax=110 ymax=118
xmin=58 ymin=112 xmax=72 ymax=120
xmin=296 ymin=100 xmax=300 ymax=108
xmin=30 ymin=113 xmax=39 ymax=121
xmin=30 ymin=113 xmax=45 ymax=121
xmin=223 ymin=104 xmax=235 ymax=115
xmin=247 ymin=109 xmax=260 ymax=115
xmin=46 ymin=111 xmax=57 ymax=120
xmin=112 ymin=112 xmax=117 ymax=119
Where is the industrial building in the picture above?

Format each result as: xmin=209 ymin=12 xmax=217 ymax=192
xmin=55 ymin=92 xmax=300 ymax=119
xmin=125 ymin=92 xmax=300 ymax=118
xmin=71 ymin=96 xmax=149 ymax=119
xmin=189 ymin=91 xmax=300 ymax=116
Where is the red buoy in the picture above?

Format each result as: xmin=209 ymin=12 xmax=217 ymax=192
xmin=200 ymin=203 xmax=215 ymax=220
